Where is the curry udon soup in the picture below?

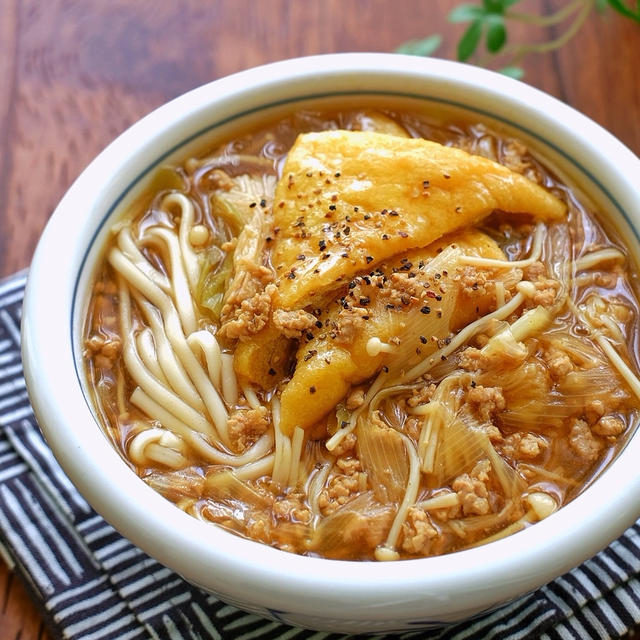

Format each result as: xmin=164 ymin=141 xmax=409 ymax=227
xmin=83 ymin=106 xmax=640 ymax=561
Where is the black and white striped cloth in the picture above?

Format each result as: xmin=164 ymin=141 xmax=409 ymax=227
xmin=2 ymin=269 xmax=640 ymax=640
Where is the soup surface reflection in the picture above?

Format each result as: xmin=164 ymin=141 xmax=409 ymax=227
xmin=84 ymin=106 xmax=640 ymax=560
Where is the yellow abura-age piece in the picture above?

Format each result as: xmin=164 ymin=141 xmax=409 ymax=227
xmin=271 ymin=130 xmax=565 ymax=310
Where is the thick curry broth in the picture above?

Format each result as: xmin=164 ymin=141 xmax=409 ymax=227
xmin=83 ymin=106 xmax=640 ymax=560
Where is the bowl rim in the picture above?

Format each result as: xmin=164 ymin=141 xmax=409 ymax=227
xmin=21 ymin=52 xmax=640 ymax=623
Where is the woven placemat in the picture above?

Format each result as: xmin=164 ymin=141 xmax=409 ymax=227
xmin=2 ymin=270 xmax=640 ymax=639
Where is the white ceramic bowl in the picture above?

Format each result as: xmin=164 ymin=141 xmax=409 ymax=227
xmin=21 ymin=53 xmax=640 ymax=633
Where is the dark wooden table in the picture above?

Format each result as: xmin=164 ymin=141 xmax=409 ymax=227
xmin=1 ymin=1 xmax=639 ymax=637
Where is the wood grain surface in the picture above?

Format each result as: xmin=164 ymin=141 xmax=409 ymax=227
xmin=0 ymin=1 xmax=639 ymax=638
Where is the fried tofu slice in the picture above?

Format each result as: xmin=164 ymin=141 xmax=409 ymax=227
xmin=350 ymin=110 xmax=411 ymax=138
xmin=271 ymin=130 xmax=565 ymax=310
xmin=278 ymin=228 xmax=514 ymax=436
xmin=233 ymin=321 xmax=295 ymax=389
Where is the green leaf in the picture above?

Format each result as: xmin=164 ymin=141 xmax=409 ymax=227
xmin=482 ymin=0 xmax=521 ymax=12
xmin=395 ymin=34 xmax=443 ymax=56
xmin=595 ymin=0 xmax=609 ymax=10
xmin=449 ymin=4 xmax=486 ymax=22
xmin=483 ymin=0 xmax=506 ymax=13
xmin=499 ymin=66 xmax=524 ymax=79
xmin=486 ymin=16 xmax=507 ymax=52
xmin=458 ymin=19 xmax=483 ymax=61
xmin=607 ymin=0 xmax=640 ymax=21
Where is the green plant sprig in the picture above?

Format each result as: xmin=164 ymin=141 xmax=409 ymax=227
xmin=396 ymin=0 xmax=640 ymax=79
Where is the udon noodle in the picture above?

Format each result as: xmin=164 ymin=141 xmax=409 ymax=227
xmin=83 ymin=105 xmax=640 ymax=560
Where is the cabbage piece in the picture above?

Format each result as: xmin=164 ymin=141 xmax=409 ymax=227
xmin=144 ymin=468 xmax=205 ymax=501
xmin=199 ymin=174 xmax=277 ymax=324
xmin=197 ymin=250 xmax=231 ymax=320
xmin=203 ymin=469 xmax=272 ymax=508
xmin=310 ymin=491 xmax=394 ymax=559
xmin=357 ymin=413 xmax=409 ymax=504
